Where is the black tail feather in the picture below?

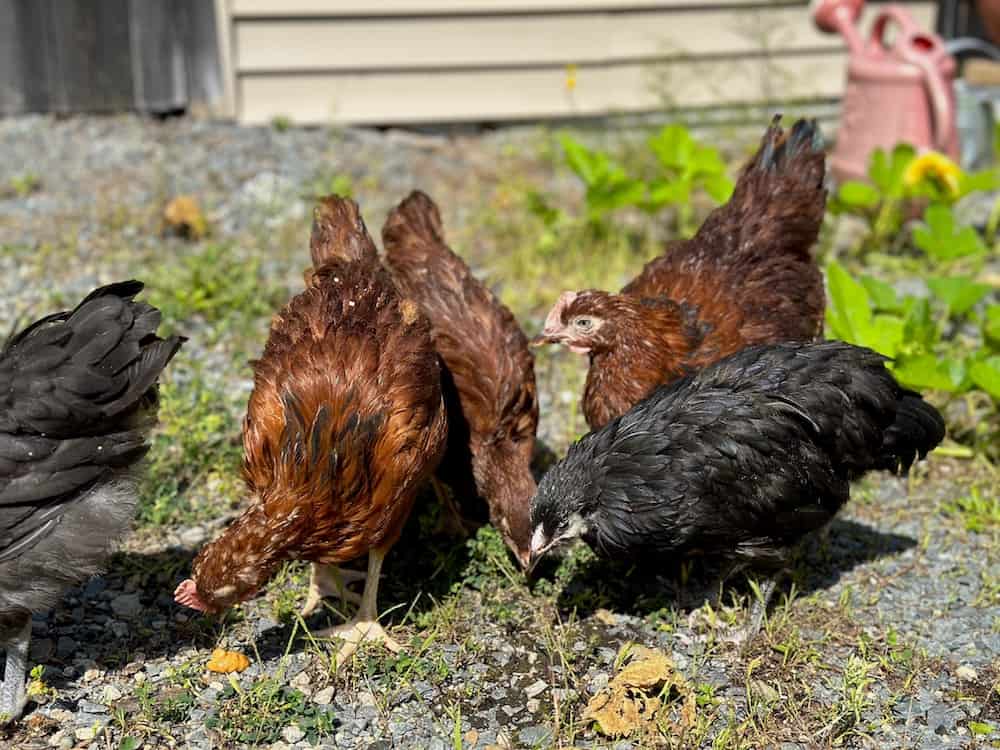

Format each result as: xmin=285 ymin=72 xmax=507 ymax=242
xmin=881 ymin=394 xmax=945 ymax=474
xmin=750 ymin=115 xmax=824 ymax=175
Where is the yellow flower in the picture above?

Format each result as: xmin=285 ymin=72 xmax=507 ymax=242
xmin=903 ymin=151 xmax=961 ymax=197
xmin=206 ymin=648 xmax=250 ymax=674
xmin=565 ymin=64 xmax=578 ymax=92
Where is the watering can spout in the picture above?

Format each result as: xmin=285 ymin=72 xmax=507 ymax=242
xmin=812 ymin=0 xmax=867 ymax=54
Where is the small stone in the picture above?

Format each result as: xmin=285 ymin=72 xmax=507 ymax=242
xmin=526 ymin=699 xmax=540 ymax=712
xmin=464 ymin=730 xmax=480 ymax=746
xmin=74 ymin=725 xmax=102 ymax=742
xmin=428 ymin=739 xmax=446 ymax=750
xmin=750 ymin=679 xmax=780 ymax=703
xmin=358 ymin=690 xmax=376 ymax=706
xmin=956 ymin=665 xmax=978 ymax=681
xmin=314 ymin=686 xmax=335 ymax=705
xmin=82 ymin=577 xmax=106 ymax=598
xmin=110 ymin=593 xmax=142 ymax=619
xmin=290 ymin=670 xmax=311 ymax=690
xmin=56 ymin=636 xmax=77 ymax=658
xmin=79 ymin=700 xmax=107 ymax=714
xmin=82 ymin=668 xmax=103 ymax=683
xmin=179 ymin=526 xmax=207 ymax=546
xmin=255 ymin=616 xmax=279 ymax=635
xmin=518 ymin=725 xmax=551 ymax=746
xmin=524 ymin=679 xmax=547 ymax=699
xmin=281 ymin=724 xmax=305 ymax=743
xmin=48 ymin=709 xmax=73 ymax=723
xmin=30 ymin=638 xmax=54 ymax=661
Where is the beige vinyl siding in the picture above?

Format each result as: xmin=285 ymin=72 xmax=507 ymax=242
xmin=231 ymin=0 xmax=778 ymax=15
xmin=223 ymin=1 xmax=936 ymax=125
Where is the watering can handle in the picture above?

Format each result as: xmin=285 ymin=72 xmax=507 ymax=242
xmin=900 ymin=44 xmax=958 ymax=153
xmin=866 ymin=5 xmax=923 ymax=54
xmin=868 ymin=6 xmax=957 ymax=154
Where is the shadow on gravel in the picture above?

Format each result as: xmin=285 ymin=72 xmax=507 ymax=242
xmin=546 ymin=516 xmax=917 ymax=619
xmin=30 ymin=547 xmax=217 ymax=691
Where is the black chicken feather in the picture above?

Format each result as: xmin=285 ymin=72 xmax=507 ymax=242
xmin=530 ymin=341 xmax=944 ymax=568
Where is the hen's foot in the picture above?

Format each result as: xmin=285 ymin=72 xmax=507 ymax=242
xmin=0 ymin=618 xmax=31 ymax=724
xmin=319 ymin=620 xmax=403 ymax=669
xmin=300 ymin=564 xmax=367 ymax=617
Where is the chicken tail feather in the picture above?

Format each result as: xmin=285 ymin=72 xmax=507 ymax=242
xmin=880 ymin=393 xmax=946 ymax=475
xmin=310 ymin=195 xmax=378 ymax=268
xmin=712 ymin=114 xmax=827 ymax=262
xmin=382 ymin=190 xmax=445 ymax=251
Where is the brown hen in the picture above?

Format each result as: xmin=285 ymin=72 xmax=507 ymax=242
xmin=534 ymin=116 xmax=827 ymax=430
xmin=175 ymin=196 xmax=447 ymax=665
xmin=382 ymin=191 xmax=539 ymax=569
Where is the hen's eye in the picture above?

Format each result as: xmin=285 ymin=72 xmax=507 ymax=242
xmin=573 ymin=317 xmax=593 ymax=331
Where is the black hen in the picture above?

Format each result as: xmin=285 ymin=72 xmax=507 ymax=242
xmin=0 ymin=281 xmax=184 ymax=721
xmin=529 ymin=342 xmax=944 ymax=633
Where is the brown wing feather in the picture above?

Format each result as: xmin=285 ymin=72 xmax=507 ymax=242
xmin=571 ymin=118 xmax=827 ymax=429
xmin=188 ymin=199 xmax=447 ymax=610
xmin=382 ymin=191 xmax=538 ymax=562
xmin=623 ymin=117 xmax=825 ymax=343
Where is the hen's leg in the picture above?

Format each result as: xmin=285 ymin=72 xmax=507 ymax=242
xmin=319 ymin=545 xmax=402 ymax=668
xmin=743 ymin=576 xmax=779 ymax=642
xmin=300 ymin=564 xmax=365 ymax=617
xmin=0 ymin=617 xmax=31 ymax=723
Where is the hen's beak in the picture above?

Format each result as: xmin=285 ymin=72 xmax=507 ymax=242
xmin=526 ymin=528 xmax=553 ymax=576
xmin=530 ymin=332 xmax=557 ymax=347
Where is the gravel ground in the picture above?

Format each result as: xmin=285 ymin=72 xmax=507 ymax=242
xmin=0 ymin=115 xmax=997 ymax=750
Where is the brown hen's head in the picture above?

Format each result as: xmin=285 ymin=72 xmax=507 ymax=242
xmin=532 ymin=290 xmax=622 ymax=355
xmin=174 ymin=505 xmax=287 ymax=614
xmin=474 ymin=435 xmax=538 ymax=570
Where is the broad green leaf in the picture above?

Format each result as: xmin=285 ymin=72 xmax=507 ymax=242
xmin=837 ymin=181 xmax=881 ymax=209
xmin=860 ymin=275 xmax=903 ymax=312
xmin=702 ymin=172 xmax=734 ymax=203
xmin=825 ymin=261 xmax=873 ymax=344
xmin=912 ymin=204 xmax=988 ymax=261
xmin=969 ymin=356 xmax=1000 ymax=400
xmin=560 ymin=135 xmax=603 ymax=186
xmin=648 ymin=124 xmax=694 ymax=170
xmin=688 ymin=144 xmax=727 ymax=177
xmin=958 ymin=167 xmax=1000 ymax=196
xmin=927 ymin=276 xmax=992 ymax=316
xmin=645 ymin=178 xmax=692 ymax=210
xmin=587 ymin=176 xmax=646 ymax=218
xmin=901 ymin=298 xmax=939 ymax=350
xmin=869 ymin=144 xmax=916 ymax=197
xmin=892 ymin=353 xmax=963 ymax=392
xmin=866 ymin=314 xmax=905 ymax=357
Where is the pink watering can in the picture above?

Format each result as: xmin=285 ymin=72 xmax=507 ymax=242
xmin=814 ymin=0 xmax=960 ymax=183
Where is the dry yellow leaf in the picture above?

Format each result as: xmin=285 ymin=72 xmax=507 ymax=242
xmin=163 ymin=195 xmax=208 ymax=240
xmin=613 ymin=649 xmax=674 ymax=690
xmin=594 ymin=608 xmax=618 ymax=626
xmin=583 ymin=645 xmax=690 ymax=739
xmin=206 ymin=648 xmax=250 ymax=673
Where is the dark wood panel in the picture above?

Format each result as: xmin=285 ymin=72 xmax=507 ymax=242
xmin=176 ymin=0 xmax=227 ymax=111
xmin=0 ymin=0 xmax=226 ymax=116
xmin=46 ymin=0 xmax=133 ymax=112
xmin=129 ymin=0 xmax=187 ymax=113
